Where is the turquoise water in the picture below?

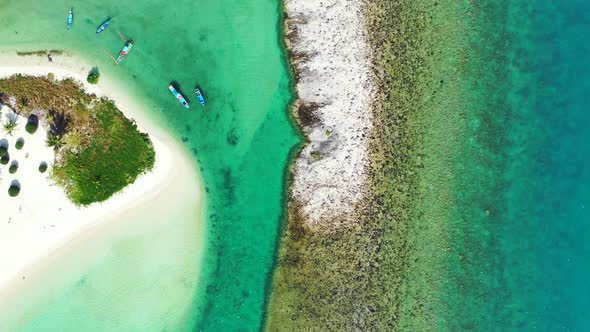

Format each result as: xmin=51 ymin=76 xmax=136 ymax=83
xmin=0 ymin=0 xmax=298 ymax=330
xmin=442 ymin=0 xmax=590 ymax=329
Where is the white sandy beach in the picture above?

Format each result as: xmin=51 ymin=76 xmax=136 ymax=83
xmin=0 ymin=53 xmax=206 ymax=308
xmin=285 ymin=0 xmax=375 ymax=226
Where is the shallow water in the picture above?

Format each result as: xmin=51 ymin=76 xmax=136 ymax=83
xmin=432 ymin=0 xmax=590 ymax=329
xmin=0 ymin=0 xmax=297 ymax=330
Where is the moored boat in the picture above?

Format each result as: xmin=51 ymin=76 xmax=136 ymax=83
xmin=169 ymin=84 xmax=190 ymax=109
xmin=116 ymin=41 xmax=133 ymax=64
xmin=194 ymin=87 xmax=205 ymax=106
xmin=66 ymin=9 xmax=74 ymax=30
xmin=96 ymin=17 xmax=112 ymax=34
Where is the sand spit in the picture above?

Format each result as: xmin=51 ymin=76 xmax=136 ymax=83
xmin=0 ymin=52 xmax=205 ymax=300
xmin=285 ymin=0 xmax=375 ymax=225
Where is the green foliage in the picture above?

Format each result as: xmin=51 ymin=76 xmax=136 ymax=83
xmin=15 ymin=138 xmax=24 ymax=150
xmin=3 ymin=120 xmax=17 ymax=136
xmin=8 ymin=185 xmax=20 ymax=197
xmin=0 ymin=75 xmax=91 ymax=116
xmin=46 ymin=134 xmax=64 ymax=151
xmin=0 ymin=75 xmax=155 ymax=206
xmin=0 ymin=146 xmax=7 ymax=157
xmin=8 ymin=163 xmax=17 ymax=174
xmin=87 ymin=71 xmax=100 ymax=85
xmin=39 ymin=162 xmax=48 ymax=173
xmin=52 ymin=100 xmax=155 ymax=205
xmin=25 ymin=122 xmax=37 ymax=134
xmin=25 ymin=115 xmax=39 ymax=134
xmin=0 ymin=154 xmax=9 ymax=165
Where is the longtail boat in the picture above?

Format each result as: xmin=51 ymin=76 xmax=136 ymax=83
xmin=194 ymin=87 xmax=205 ymax=107
xmin=116 ymin=41 xmax=133 ymax=64
xmin=66 ymin=9 xmax=74 ymax=30
xmin=96 ymin=17 xmax=112 ymax=34
xmin=169 ymin=84 xmax=190 ymax=109
xmin=104 ymin=32 xmax=134 ymax=65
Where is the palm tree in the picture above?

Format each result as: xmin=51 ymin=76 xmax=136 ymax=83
xmin=48 ymin=109 xmax=71 ymax=138
xmin=46 ymin=134 xmax=65 ymax=151
xmin=3 ymin=113 xmax=17 ymax=136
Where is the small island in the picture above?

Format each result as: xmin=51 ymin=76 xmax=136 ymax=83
xmin=0 ymin=74 xmax=155 ymax=205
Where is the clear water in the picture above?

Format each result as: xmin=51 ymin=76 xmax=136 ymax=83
xmin=438 ymin=0 xmax=590 ymax=330
xmin=0 ymin=0 xmax=298 ymax=330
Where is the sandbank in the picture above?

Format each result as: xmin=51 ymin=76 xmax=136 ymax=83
xmin=285 ymin=0 xmax=375 ymax=225
xmin=0 ymin=52 xmax=206 ymax=307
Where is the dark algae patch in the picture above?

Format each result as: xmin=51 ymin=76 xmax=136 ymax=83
xmin=0 ymin=75 xmax=155 ymax=205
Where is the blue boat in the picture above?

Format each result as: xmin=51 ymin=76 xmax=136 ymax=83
xmin=96 ymin=17 xmax=112 ymax=34
xmin=66 ymin=9 xmax=74 ymax=30
xmin=169 ymin=84 xmax=190 ymax=109
xmin=194 ymin=87 xmax=205 ymax=107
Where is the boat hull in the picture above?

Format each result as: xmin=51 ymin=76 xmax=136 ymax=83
xmin=96 ymin=19 xmax=111 ymax=34
xmin=169 ymin=85 xmax=190 ymax=109
xmin=66 ymin=10 xmax=73 ymax=30
xmin=194 ymin=88 xmax=205 ymax=106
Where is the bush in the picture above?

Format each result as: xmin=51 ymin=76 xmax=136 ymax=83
xmin=8 ymin=185 xmax=20 ymax=197
xmin=25 ymin=122 xmax=38 ymax=134
xmin=51 ymin=100 xmax=155 ymax=205
xmin=9 ymin=163 xmax=18 ymax=174
xmin=0 ymin=154 xmax=9 ymax=165
xmin=87 ymin=71 xmax=100 ymax=85
xmin=39 ymin=162 xmax=48 ymax=173
xmin=0 ymin=146 xmax=7 ymax=157
xmin=15 ymin=138 xmax=24 ymax=150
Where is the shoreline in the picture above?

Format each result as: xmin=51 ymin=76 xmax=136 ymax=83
xmin=0 ymin=52 xmax=207 ymax=310
xmin=284 ymin=0 xmax=375 ymax=226
xmin=267 ymin=0 xmax=466 ymax=330
xmin=266 ymin=0 xmax=380 ymax=329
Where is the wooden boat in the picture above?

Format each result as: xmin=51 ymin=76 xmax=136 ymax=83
xmin=169 ymin=84 xmax=190 ymax=109
xmin=194 ymin=87 xmax=205 ymax=106
xmin=104 ymin=32 xmax=134 ymax=65
xmin=66 ymin=9 xmax=74 ymax=30
xmin=116 ymin=41 xmax=133 ymax=64
xmin=96 ymin=17 xmax=112 ymax=34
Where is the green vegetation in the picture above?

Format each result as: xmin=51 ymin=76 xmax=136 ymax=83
xmin=8 ymin=184 xmax=20 ymax=197
xmin=0 ymin=146 xmax=7 ymax=157
xmin=0 ymin=153 xmax=9 ymax=165
xmin=0 ymin=75 xmax=155 ymax=205
xmin=25 ymin=114 xmax=39 ymax=134
xmin=45 ymin=109 xmax=70 ymax=151
xmin=3 ymin=118 xmax=17 ymax=136
xmin=52 ymin=100 xmax=155 ymax=205
xmin=39 ymin=162 xmax=48 ymax=173
xmin=8 ymin=162 xmax=18 ymax=174
xmin=15 ymin=138 xmax=24 ymax=150
xmin=87 ymin=71 xmax=100 ymax=85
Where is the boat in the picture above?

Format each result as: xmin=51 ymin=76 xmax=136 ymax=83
xmin=66 ymin=9 xmax=74 ymax=30
xmin=96 ymin=17 xmax=112 ymax=34
xmin=169 ymin=84 xmax=190 ymax=109
xmin=194 ymin=87 xmax=205 ymax=106
xmin=115 ymin=41 xmax=134 ymax=64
